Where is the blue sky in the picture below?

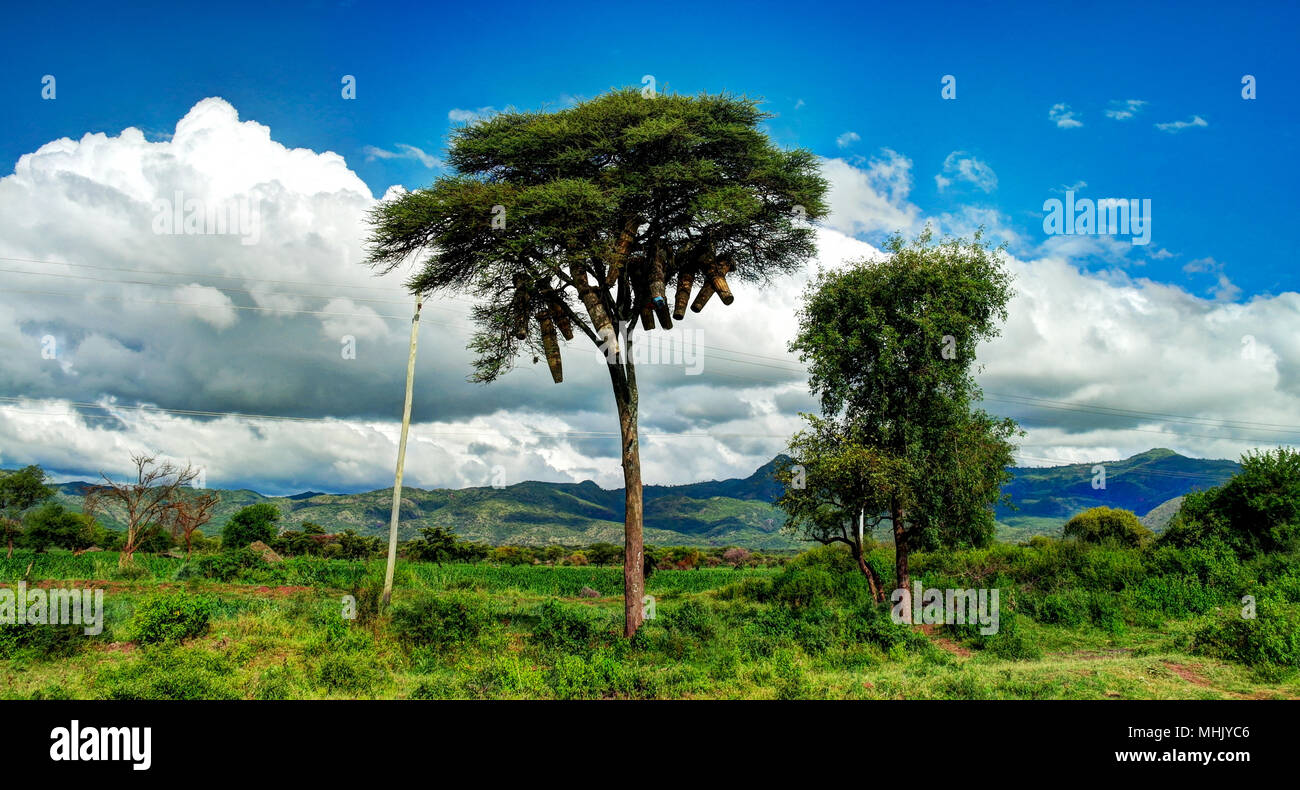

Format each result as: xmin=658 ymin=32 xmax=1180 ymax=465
xmin=3 ymin=0 xmax=1294 ymax=298
xmin=1 ymin=0 xmax=1298 ymax=492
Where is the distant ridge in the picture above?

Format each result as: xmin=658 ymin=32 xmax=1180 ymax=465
xmin=4 ymin=449 xmax=1239 ymax=548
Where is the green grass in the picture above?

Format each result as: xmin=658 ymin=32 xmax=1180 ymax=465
xmin=2 ymin=546 xmax=1297 ymax=700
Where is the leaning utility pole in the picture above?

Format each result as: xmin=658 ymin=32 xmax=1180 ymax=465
xmin=382 ymin=296 xmax=423 ymax=606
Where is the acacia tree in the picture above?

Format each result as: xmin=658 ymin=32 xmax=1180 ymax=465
xmin=0 ymin=465 xmax=53 ymax=558
xmin=783 ymin=229 xmax=1019 ymax=600
xmin=165 ymin=490 xmax=221 ymax=559
xmin=366 ymin=88 xmax=827 ymax=636
xmin=84 ymin=454 xmax=199 ymax=567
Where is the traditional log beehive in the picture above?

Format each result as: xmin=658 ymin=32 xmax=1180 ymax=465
xmin=527 ymin=236 xmax=738 ymax=382
xmin=537 ymin=310 xmax=563 ymax=383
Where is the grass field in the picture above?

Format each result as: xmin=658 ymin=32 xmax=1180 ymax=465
xmin=2 ymin=544 xmax=1298 ymax=700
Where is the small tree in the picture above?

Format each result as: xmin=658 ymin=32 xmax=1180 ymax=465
xmin=221 ymin=503 xmax=281 ymax=549
xmin=1160 ymin=447 xmax=1300 ymax=557
xmin=409 ymin=525 xmax=459 ymax=564
xmin=84 ymin=454 xmax=198 ymax=567
xmin=785 ymin=230 xmax=1020 ymax=599
xmin=166 ymin=490 xmax=221 ymax=559
xmin=0 ymin=465 xmax=53 ymax=558
xmin=365 ymin=88 xmax=828 ymax=636
xmin=22 ymin=502 xmax=97 ymax=552
xmin=1062 ymin=506 xmax=1151 ymax=547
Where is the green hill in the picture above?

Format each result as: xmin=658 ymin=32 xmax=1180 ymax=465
xmin=5 ymin=448 xmax=1240 ymax=548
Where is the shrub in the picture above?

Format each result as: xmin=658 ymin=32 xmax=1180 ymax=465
xmin=179 ymin=547 xmax=266 ymax=582
xmin=128 ymin=593 xmax=213 ymax=645
xmin=530 ymin=600 xmax=603 ymax=654
xmin=1194 ymin=601 xmax=1300 ymax=675
xmin=391 ymin=594 xmax=493 ymax=650
xmin=315 ymin=652 xmax=381 ymax=693
xmin=769 ymin=566 xmax=837 ymax=609
xmin=98 ymin=645 xmax=236 ymax=700
xmin=0 ymin=622 xmax=89 ymax=660
xmin=546 ymin=650 xmax=634 ymax=699
xmin=1062 ymin=507 xmax=1151 ymax=548
xmin=221 ymin=503 xmax=281 ymax=549
xmin=664 ymin=599 xmax=713 ymax=639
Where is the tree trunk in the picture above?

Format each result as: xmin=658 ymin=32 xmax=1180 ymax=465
xmin=851 ymin=541 xmax=883 ymax=602
xmin=614 ymin=375 xmax=645 ymax=639
xmin=891 ymin=500 xmax=908 ymax=595
xmin=6 ymin=535 xmax=12 ymax=560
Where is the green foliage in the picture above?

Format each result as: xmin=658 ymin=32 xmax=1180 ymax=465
xmin=1194 ymin=601 xmax=1300 ymax=675
xmin=366 ymin=88 xmax=829 ymax=385
xmin=0 ymin=621 xmax=89 ymax=660
xmin=391 ymin=594 xmax=494 ymax=650
xmin=783 ymin=228 xmax=1020 ymax=569
xmin=21 ymin=503 xmax=99 ymax=552
xmin=98 ymin=645 xmax=237 ymax=700
xmin=221 ymin=503 xmax=281 ymax=549
xmin=0 ymin=465 xmax=53 ymax=549
xmin=128 ymin=593 xmax=213 ymax=645
xmin=1062 ymin=506 xmax=1152 ymax=547
xmin=530 ymin=600 xmax=604 ymax=654
xmin=1162 ymin=447 xmax=1300 ymax=558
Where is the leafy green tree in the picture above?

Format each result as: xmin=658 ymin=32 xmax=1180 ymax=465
xmin=22 ymin=502 xmax=96 ymax=551
xmin=408 ymin=525 xmax=460 ymax=564
xmin=783 ymin=229 xmax=1020 ymax=599
xmin=337 ymin=529 xmax=381 ymax=559
xmin=221 ymin=503 xmax=282 ymax=549
xmin=1161 ymin=447 xmax=1300 ymax=557
xmin=364 ymin=88 xmax=828 ymax=636
xmin=1062 ymin=506 xmax=1151 ymax=547
xmin=0 ymin=465 xmax=54 ymax=558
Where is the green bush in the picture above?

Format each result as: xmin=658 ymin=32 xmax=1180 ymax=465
xmin=1063 ymin=507 xmax=1151 ymax=547
xmin=179 ymin=548 xmax=267 ymax=582
xmin=98 ymin=645 xmax=236 ymax=700
xmin=0 ymin=622 xmax=90 ymax=660
xmin=1194 ymin=601 xmax=1300 ymax=675
xmin=1128 ymin=575 xmax=1223 ymax=619
xmin=391 ymin=594 xmax=493 ymax=650
xmin=529 ymin=600 xmax=604 ymax=654
xmin=980 ymin=613 xmax=1042 ymax=660
xmin=664 ymin=599 xmax=714 ymax=639
xmin=221 ymin=503 xmax=281 ymax=549
xmin=128 ymin=593 xmax=213 ymax=645
xmin=315 ymin=652 xmax=382 ymax=693
xmin=546 ymin=650 xmax=635 ymax=699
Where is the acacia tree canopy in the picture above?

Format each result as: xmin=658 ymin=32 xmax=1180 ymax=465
xmin=365 ymin=88 xmax=828 ymax=637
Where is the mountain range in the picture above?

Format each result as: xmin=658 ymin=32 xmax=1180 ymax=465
xmin=13 ymin=448 xmax=1239 ymax=549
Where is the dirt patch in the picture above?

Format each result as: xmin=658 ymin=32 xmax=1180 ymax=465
xmin=918 ymin=624 xmax=973 ymax=657
xmin=1165 ymin=661 xmax=1212 ymax=687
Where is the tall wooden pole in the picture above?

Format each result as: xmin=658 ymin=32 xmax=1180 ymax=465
xmin=382 ymin=296 xmax=422 ymax=606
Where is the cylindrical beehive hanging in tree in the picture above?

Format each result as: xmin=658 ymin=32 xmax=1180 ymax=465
xmin=570 ymin=262 xmax=619 ymax=361
xmin=537 ymin=311 xmax=563 ymax=383
xmin=710 ymin=255 xmax=735 ymax=305
xmin=549 ymin=301 xmax=574 ymax=341
xmin=605 ymin=217 xmax=640 ymax=287
xmin=649 ymin=247 xmax=673 ymax=329
xmin=673 ymin=269 xmax=695 ymax=320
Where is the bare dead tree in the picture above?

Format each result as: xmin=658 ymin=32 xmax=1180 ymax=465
xmin=84 ymin=453 xmax=199 ymax=568
xmin=165 ymin=490 xmax=220 ymax=560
